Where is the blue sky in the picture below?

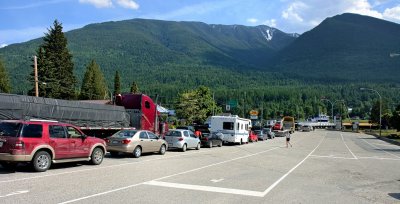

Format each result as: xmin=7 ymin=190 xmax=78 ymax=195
xmin=1 ymin=0 xmax=400 ymax=47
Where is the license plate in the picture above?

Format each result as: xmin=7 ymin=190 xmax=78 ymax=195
xmin=112 ymin=141 xmax=119 ymax=144
xmin=0 ymin=141 xmax=3 ymax=147
xmin=168 ymin=143 xmax=173 ymax=147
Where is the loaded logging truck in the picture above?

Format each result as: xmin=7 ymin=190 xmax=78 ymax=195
xmin=0 ymin=93 xmax=167 ymax=138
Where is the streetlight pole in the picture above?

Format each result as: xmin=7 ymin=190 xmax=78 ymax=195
xmin=321 ymin=98 xmax=333 ymax=122
xmin=360 ymin=88 xmax=382 ymax=137
xmin=334 ymin=100 xmax=346 ymax=130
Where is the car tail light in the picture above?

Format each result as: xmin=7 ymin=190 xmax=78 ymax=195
xmin=122 ymin=139 xmax=131 ymax=144
xmin=178 ymin=138 xmax=184 ymax=141
xmin=15 ymin=140 xmax=25 ymax=149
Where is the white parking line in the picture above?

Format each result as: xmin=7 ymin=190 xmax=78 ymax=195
xmin=59 ymin=146 xmax=281 ymax=203
xmin=0 ymin=190 xmax=29 ymax=198
xmin=144 ymin=181 xmax=264 ymax=197
xmin=0 ymin=149 xmax=219 ymax=184
xmin=341 ymin=133 xmax=357 ymax=159
xmin=310 ymin=155 xmax=357 ymax=160
xmin=358 ymin=135 xmax=400 ymax=159
xmin=260 ymin=133 xmax=326 ymax=197
xmin=59 ymin=183 xmax=143 ymax=204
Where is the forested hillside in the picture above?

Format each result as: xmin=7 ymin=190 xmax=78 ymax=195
xmin=271 ymin=13 xmax=400 ymax=82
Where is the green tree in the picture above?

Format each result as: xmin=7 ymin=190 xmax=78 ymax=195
xmin=391 ymin=105 xmax=400 ymax=131
xmin=130 ymin=81 xmax=139 ymax=93
xmin=0 ymin=59 xmax=11 ymax=93
xmin=80 ymin=60 xmax=108 ymax=100
xmin=114 ymin=70 xmax=121 ymax=95
xmin=175 ymin=86 xmax=221 ymax=124
xmin=29 ymin=20 xmax=76 ymax=99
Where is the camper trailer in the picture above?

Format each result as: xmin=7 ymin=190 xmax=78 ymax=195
xmin=210 ymin=115 xmax=251 ymax=145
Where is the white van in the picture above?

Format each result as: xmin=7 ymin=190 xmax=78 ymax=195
xmin=210 ymin=115 xmax=251 ymax=145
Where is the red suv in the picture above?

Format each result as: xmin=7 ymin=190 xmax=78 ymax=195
xmin=0 ymin=120 xmax=106 ymax=172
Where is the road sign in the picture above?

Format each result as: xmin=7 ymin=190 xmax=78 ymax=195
xmin=226 ymin=105 xmax=231 ymax=111
xmin=250 ymin=115 xmax=258 ymax=120
xmin=228 ymin=100 xmax=238 ymax=108
xmin=249 ymin=110 xmax=258 ymax=116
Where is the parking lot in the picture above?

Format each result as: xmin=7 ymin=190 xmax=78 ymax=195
xmin=1 ymin=130 xmax=399 ymax=204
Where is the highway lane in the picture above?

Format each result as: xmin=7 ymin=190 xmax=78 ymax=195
xmin=1 ymin=130 xmax=399 ymax=204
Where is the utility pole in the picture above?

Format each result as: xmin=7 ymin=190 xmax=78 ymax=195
xmin=34 ymin=56 xmax=38 ymax=97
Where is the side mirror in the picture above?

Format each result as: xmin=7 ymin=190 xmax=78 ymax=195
xmin=81 ymin=134 xmax=87 ymax=139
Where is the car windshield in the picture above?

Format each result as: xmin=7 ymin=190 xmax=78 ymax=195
xmin=0 ymin=122 xmax=21 ymax=137
xmin=165 ymin=130 xmax=182 ymax=137
xmin=111 ymin=130 xmax=137 ymax=138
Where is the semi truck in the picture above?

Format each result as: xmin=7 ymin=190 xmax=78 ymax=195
xmin=0 ymin=93 xmax=166 ymax=138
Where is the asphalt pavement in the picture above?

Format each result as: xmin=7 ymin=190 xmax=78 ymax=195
xmin=1 ymin=130 xmax=399 ymax=204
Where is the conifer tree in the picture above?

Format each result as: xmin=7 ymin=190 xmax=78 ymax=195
xmin=130 ymin=81 xmax=139 ymax=93
xmin=29 ymin=20 xmax=76 ymax=99
xmin=0 ymin=59 xmax=11 ymax=93
xmin=80 ymin=60 xmax=108 ymax=100
xmin=114 ymin=71 xmax=121 ymax=95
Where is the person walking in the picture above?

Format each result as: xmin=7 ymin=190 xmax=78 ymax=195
xmin=286 ymin=133 xmax=292 ymax=148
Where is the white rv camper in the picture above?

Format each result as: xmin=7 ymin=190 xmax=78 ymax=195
xmin=210 ymin=115 xmax=251 ymax=145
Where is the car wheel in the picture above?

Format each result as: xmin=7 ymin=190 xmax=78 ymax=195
xmin=218 ymin=142 xmax=223 ymax=147
xmin=159 ymin=144 xmax=166 ymax=155
xmin=90 ymin=148 xmax=104 ymax=165
xmin=0 ymin=161 xmax=17 ymax=171
xmin=181 ymin=144 xmax=187 ymax=152
xmin=133 ymin=146 xmax=142 ymax=158
xmin=208 ymin=141 xmax=213 ymax=148
xmin=196 ymin=143 xmax=201 ymax=150
xmin=110 ymin=151 xmax=119 ymax=157
xmin=32 ymin=151 xmax=51 ymax=172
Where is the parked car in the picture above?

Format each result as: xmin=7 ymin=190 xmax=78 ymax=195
xmin=273 ymin=121 xmax=282 ymax=130
xmin=263 ymin=128 xmax=275 ymax=139
xmin=105 ymin=130 xmax=167 ymax=158
xmin=201 ymin=132 xmax=223 ymax=148
xmin=248 ymin=131 xmax=258 ymax=142
xmin=164 ymin=129 xmax=201 ymax=152
xmin=0 ymin=120 xmax=106 ymax=172
xmin=299 ymin=125 xmax=314 ymax=132
xmin=254 ymin=130 xmax=268 ymax=141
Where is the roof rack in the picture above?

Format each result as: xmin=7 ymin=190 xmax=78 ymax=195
xmin=29 ymin=119 xmax=59 ymax=123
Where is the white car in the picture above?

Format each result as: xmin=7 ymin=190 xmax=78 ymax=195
xmin=164 ymin=129 xmax=201 ymax=152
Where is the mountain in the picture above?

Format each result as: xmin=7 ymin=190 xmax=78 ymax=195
xmin=0 ymin=19 xmax=296 ymax=93
xmin=271 ymin=13 xmax=400 ymax=82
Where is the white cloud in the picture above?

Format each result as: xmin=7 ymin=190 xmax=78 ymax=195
xmin=281 ymin=1 xmax=308 ymax=22
xmin=263 ymin=19 xmax=277 ymax=27
xmin=247 ymin=18 xmax=258 ymax=24
xmin=79 ymin=0 xmax=113 ymax=8
xmin=383 ymin=5 xmax=400 ymax=21
xmin=0 ymin=44 xmax=8 ymax=48
xmin=116 ymin=0 xmax=139 ymax=10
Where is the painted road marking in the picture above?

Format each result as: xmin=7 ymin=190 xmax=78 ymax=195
xmin=0 ymin=190 xmax=29 ymax=198
xmin=310 ymin=155 xmax=356 ymax=160
xmin=59 ymin=146 xmax=281 ymax=203
xmin=0 ymin=147 xmax=230 ymax=184
xmin=260 ymin=133 xmax=326 ymax=197
xmin=358 ymin=135 xmax=400 ymax=159
xmin=144 ymin=181 xmax=264 ymax=197
xmin=210 ymin=178 xmax=224 ymax=183
xmin=341 ymin=133 xmax=358 ymax=159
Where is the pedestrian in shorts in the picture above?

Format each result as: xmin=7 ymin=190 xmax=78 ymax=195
xmin=286 ymin=133 xmax=292 ymax=148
